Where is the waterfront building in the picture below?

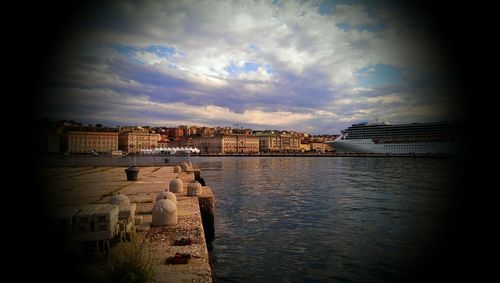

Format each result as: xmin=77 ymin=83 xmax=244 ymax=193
xmin=192 ymin=134 xmax=259 ymax=154
xmin=181 ymin=138 xmax=194 ymax=147
xmin=157 ymin=140 xmax=169 ymax=148
xmin=64 ymin=127 xmax=118 ymax=154
xmin=168 ymin=137 xmax=195 ymax=148
xmin=310 ymin=142 xmax=333 ymax=153
xmin=299 ymin=143 xmax=311 ymax=152
xmin=119 ymin=128 xmax=160 ymax=153
xmin=256 ymin=134 xmax=301 ymax=153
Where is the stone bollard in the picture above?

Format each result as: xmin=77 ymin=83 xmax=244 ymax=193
xmin=187 ymin=180 xmax=203 ymax=196
xmin=173 ymin=166 xmax=182 ymax=173
xmin=109 ymin=192 xmax=130 ymax=206
xmin=151 ymin=199 xmax=177 ymax=226
xmin=156 ymin=191 xmax=177 ymax=204
xmin=180 ymin=162 xmax=189 ymax=172
xmin=156 ymin=191 xmax=167 ymax=202
xmin=169 ymin=176 xmax=184 ymax=193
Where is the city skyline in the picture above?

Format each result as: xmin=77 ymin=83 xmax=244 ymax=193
xmin=39 ymin=0 xmax=461 ymax=135
xmin=43 ymin=118 xmax=335 ymax=137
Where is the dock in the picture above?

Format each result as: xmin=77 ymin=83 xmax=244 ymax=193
xmin=39 ymin=165 xmax=215 ymax=282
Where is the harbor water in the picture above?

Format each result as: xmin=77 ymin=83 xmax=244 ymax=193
xmin=39 ymin=155 xmax=464 ymax=282
xmin=196 ymin=156 xmax=464 ymax=282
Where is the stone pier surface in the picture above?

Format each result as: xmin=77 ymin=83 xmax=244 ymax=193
xmin=40 ymin=165 xmax=215 ymax=282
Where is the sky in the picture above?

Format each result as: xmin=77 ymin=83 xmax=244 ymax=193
xmin=39 ymin=0 xmax=461 ymax=134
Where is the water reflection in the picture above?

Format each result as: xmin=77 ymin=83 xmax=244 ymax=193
xmin=198 ymin=157 xmax=461 ymax=282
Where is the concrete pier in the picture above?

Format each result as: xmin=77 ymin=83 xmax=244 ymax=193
xmin=40 ymin=165 xmax=215 ymax=282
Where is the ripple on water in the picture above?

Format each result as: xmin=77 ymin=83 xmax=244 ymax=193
xmin=198 ymin=157 xmax=462 ymax=282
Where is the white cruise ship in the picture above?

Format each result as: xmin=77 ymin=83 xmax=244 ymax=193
xmin=327 ymin=121 xmax=461 ymax=154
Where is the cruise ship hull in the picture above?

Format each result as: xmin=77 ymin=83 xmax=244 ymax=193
xmin=327 ymin=139 xmax=459 ymax=154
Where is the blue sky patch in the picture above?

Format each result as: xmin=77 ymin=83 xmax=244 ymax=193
xmin=318 ymin=0 xmax=335 ymax=15
xmin=113 ymin=44 xmax=176 ymax=60
xmin=319 ymin=0 xmax=350 ymax=15
xmin=143 ymin=45 xmax=176 ymax=58
xmin=243 ymin=62 xmax=260 ymax=72
xmin=265 ymin=64 xmax=273 ymax=74
xmin=355 ymin=64 xmax=405 ymax=87
xmin=225 ymin=63 xmax=240 ymax=75
xmin=226 ymin=61 xmax=262 ymax=75
xmin=113 ymin=44 xmax=137 ymax=57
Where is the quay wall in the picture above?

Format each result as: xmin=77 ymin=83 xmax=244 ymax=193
xmin=40 ymin=164 xmax=215 ymax=282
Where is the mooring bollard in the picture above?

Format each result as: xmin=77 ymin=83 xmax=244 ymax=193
xmin=169 ymin=176 xmax=184 ymax=193
xmin=109 ymin=192 xmax=131 ymax=206
xmin=180 ymin=162 xmax=189 ymax=172
xmin=151 ymin=199 xmax=177 ymax=226
xmin=125 ymin=166 xmax=139 ymax=181
xmin=156 ymin=191 xmax=177 ymax=204
xmin=187 ymin=180 xmax=202 ymax=196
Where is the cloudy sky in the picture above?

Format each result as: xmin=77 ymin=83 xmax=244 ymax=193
xmin=40 ymin=0 xmax=460 ymax=134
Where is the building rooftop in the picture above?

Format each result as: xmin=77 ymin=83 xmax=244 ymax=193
xmin=64 ymin=126 xmax=119 ymax=133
